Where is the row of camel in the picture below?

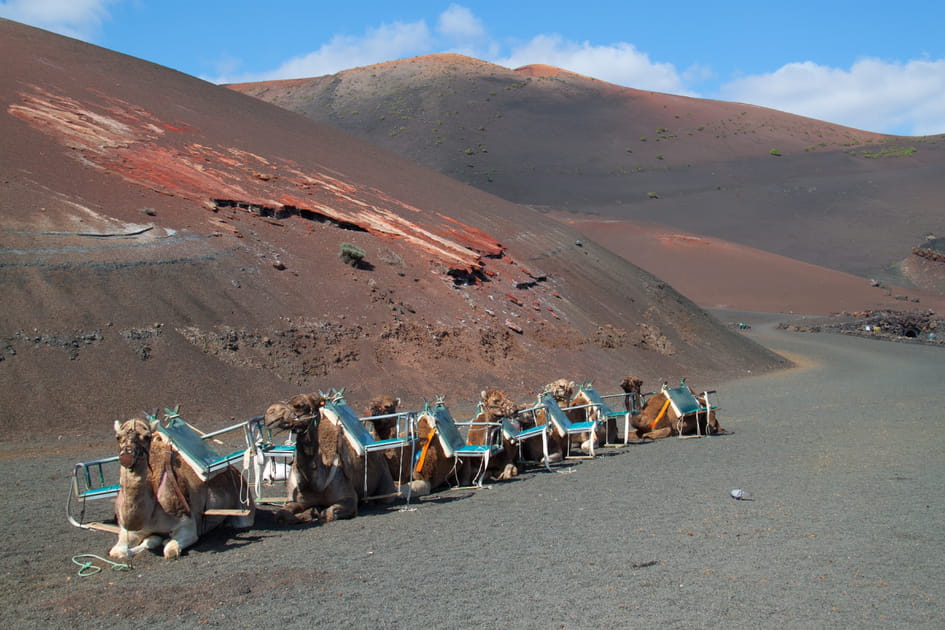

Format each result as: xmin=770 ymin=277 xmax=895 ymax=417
xmin=108 ymin=377 xmax=721 ymax=560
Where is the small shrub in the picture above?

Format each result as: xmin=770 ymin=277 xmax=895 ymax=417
xmin=769 ymin=148 xmax=782 ymax=156
xmin=647 ymin=191 xmax=660 ymax=199
xmin=339 ymin=243 xmax=366 ymax=267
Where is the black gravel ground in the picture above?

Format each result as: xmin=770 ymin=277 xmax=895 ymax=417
xmin=1 ymin=312 xmax=943 ymax=628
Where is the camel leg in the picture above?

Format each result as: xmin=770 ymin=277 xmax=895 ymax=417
xmin=643 ymin=427 xmax=674 ymax=440
xmin=707 ymin=412 xmax=723 ymax=434
xmin=110 ymin=528 xmax=160 ymax=559
xmin=321 ymin=496 xmax=358 ymax=522
xmin=164 ymin=517 xmax=198 ymax=559
xmin=274 ymin=501 xmax=317 ymax=525
xmin=397 ymin=479 xmax=431 ymax=498
xmin=580 ymin=433 xmax=598 ymax=452
xmin=129 ymin=535 xmax=163 ymax=556
xmin=497 ymin=463 xmax=518 ymax=480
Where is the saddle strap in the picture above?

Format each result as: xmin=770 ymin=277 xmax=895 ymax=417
xmin=160 ymin=449 xmax=192 ymax=516
xmin=650 ymin=398 xmax=672 ymax=430
xmin=414 ymin=427 xmax=438 ymax=474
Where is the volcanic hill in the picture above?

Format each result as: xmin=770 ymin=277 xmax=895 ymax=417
xmin=0 ymin=20 xmax=784 ymax=441
xmin=228 ymin=54 xmax=945 ymax=302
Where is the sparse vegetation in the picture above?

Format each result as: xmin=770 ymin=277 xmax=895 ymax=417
xmin=339 ymin=242 xmax=366 ymax=267
xmin=860 ymin=145 xmax=917 ymax=159
xmin=647 ymin=191 xmax=660 ymax=199
xmin=769 ymin=148 xmax=782 ymax=156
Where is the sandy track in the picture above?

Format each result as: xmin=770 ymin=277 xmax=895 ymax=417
xmin=1 ymin=314 xmax=943 ymax=628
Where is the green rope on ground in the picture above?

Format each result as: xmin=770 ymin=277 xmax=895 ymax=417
xmin=71 ymin=554 xmax=131 ymax=577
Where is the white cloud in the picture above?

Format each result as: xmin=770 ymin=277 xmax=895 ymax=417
xmin=493 ymin=34 xmax=691 ymax=95
xmin=720 ymin=57 xmax=945 ymax=136
xmin=437 ymin=3 xmax=485 ymax=42
xmin=0 ymin=0 xmax=112 ymax=40
xmin=214 ymin=19 xmax=432 ymax=84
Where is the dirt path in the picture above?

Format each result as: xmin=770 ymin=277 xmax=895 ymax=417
xmin=1 ymin=315 xmax=943 ymax=628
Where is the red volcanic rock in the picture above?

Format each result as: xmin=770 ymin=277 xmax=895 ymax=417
xmin=9 ymin=84 xmax=500 ymax=276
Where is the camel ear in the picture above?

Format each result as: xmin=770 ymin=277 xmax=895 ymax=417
xmin=149 ymin=419 xmax=160 ymax=433
xmin=395 ymin=397 xmax=401 ymax=407
xmin=481 ymin=390 xmax=487 ymax=400
xmin=114 ymin=420 xmax=122 ymax=435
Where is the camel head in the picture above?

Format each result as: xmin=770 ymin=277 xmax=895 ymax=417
xmin=365 ymin=395 xmax=400 ymax=417
xmin=114 ymin=417 xmax=156 ymax=469
xmin=479 ymin=389 xmax=520 ymax=420
xmin=365 ymin=395 xmax=401 ymax=440
xmin=620 ymin=376 xmax=643 ymax=394
xmin=545 ymin=378 xmax=576 ymax=404
xmin=265 ymin=394 xmax=324 ymax=433
xmin=288 ymin=393 xmax=325 ymax=418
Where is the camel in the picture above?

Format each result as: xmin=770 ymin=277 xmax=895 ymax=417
xmin=466 ymin=389 xmax=523 ymax=481
xmin=365 ymin=395 xmax=401 ymax=439
xmin=364 ymin=395 xmax=414 ymax=487
xmin=568 ymin=384 xmax=621 ymax=446
xmin=518 ymin=379 xmax=575 ymax=462
xmin=318 ymin=393 xmax=399 ymax=502
xmin=109 ymin=418 xmax=254 ymax=560
xmin=619 ymin=376 xmax=645 ymax=416
xmin=407 ymin=406 xmax=465 ymax=494
xmin=408 ymin=395 xmax=512 ymax=492
xmin=264 ymin=395 xmax=360 ymax=524
xmin=626 ymin=381 xmax=722 ymax=440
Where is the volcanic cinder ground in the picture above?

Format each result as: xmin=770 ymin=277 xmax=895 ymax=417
xmin=2 ymin=19 xmax=945 ymax=630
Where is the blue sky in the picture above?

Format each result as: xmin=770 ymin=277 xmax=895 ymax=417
xmin=3 ymin=1 xmax=944 ymax=135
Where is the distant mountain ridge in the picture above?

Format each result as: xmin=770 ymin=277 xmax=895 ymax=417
xmin=228 ymin=53 xmax=945 ymax=285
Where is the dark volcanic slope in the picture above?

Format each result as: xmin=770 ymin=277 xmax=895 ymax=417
xmin=0 ymin=21 xmax=783 ymax=441
xmin=228 ymin=54 xmax=945 ymax=283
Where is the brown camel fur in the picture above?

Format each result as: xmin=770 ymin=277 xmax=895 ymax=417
xmin=568 ymin=385 xmax=619 ymax=446
xmin=466 ymin=389 xmax=522 ymax=481
xmin=365 ymin=395 xmax=402 ymax=439
xmin=407 ymin=406 xmax=471 ymax=493
xmin=363 ymin=395 xmax=413 ymax=487
xmin=619 ymin=377 xmax=645 ymax=416
xmin=109 ymin=418 xmax=254 ymax=560
xmin=519 ymin=379 xmax=575 ymax=462
xmin=265 ymin=396 xmax=360 ymax=524
xmin=627 ymin=384 xmax=723 ymax=440
xmin=319 ymin=396 xmax=398 ymax=503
